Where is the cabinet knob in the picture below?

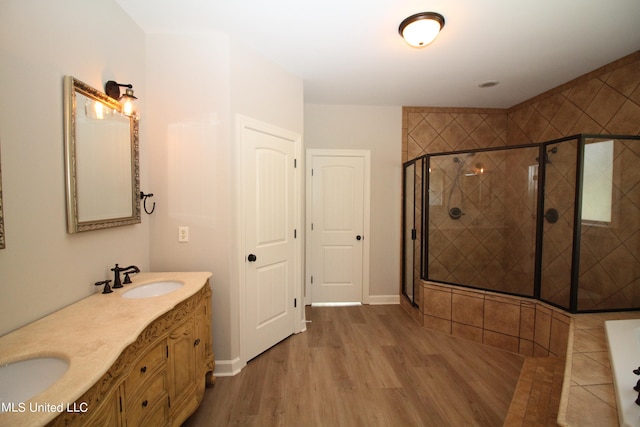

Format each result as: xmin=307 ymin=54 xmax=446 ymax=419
xmin=140 ymin=366 xmax=147 ymax=373
xmin=247 ymin=254 xmax=257 ymax=262
xmin=194 ymin=338 xmax=201 ymax=347
xmin=141 ymin=400 xmax=148 ymax=408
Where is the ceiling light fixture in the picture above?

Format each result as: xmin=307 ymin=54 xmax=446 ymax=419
xmin=399 ymin=12 xmax=445 ymax=48
xmin=105 ymin=80 xmax=138 ymax=116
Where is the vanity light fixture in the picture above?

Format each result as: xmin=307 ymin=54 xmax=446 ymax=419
xmin=105 ymin=80 xmax=138 ymax=116
xmin=399 ymin=12 xmax=445 ymax=48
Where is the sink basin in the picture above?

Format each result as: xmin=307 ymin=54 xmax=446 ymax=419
xmin=0 ymin=357 xmax=69 ymax=409
xmin=122 ymin=281 xmax=184 ymax=299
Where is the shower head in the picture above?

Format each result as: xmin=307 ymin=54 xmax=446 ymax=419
xmin=545 ymin=147 xmax=558 ymax=164
xmin=537 ymin=146 xmax=559 ymax=164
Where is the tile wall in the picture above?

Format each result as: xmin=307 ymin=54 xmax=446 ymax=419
xmin=402 ymin=51 xmax=640 ymax=314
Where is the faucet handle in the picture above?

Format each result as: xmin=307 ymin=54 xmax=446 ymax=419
xmin=95 ymin=280 xmax=113 ymax=294
xmin=111 ymin=263 xmax=123 ymax=288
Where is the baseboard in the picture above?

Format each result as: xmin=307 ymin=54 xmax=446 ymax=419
xmin=368 ymin=294 xmax=400 ymax=305
xmin=213 ymin=357 xmax=245 ymax=377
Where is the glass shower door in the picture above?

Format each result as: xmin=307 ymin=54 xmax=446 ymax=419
xmin=402 ymin=158 xmax=424 ymax=307
xmin=539 ymin=138 xmax=578 ymax=310
xmin=403 ymin=162 xmax=416 ymax=304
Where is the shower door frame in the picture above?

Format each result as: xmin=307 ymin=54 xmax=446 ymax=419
xmin=421 ymin=143 xmax=543 ymax=301
xmin=404 ymin=134 xmax=640 ymax=314
xmin=401 ymin=157 xmax=426 ymax=307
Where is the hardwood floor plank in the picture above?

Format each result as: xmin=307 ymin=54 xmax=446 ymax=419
xmin=183 ymin=304 xmax=524 ymax=427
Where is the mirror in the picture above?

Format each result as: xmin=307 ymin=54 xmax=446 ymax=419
xmin=0 ymin=143 xmax=4 ymax=249
xmin=63 ymin=76 xmax=140 ymax=233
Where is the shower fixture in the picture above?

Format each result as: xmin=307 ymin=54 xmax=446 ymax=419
xmin=447 ymin=154 xmax=474 ymax=220
xmin=537 ymin=146 xmax=559 ymax=164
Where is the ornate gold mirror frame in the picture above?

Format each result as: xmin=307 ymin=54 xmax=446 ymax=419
xmin=63 ymin=76 xmax=140 ymax=233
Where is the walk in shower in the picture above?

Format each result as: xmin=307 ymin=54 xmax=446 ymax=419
xmin=402 ymin=134 xmax=640 ymax=313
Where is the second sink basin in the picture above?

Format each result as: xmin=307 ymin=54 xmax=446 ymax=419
xmin=122 ymin=281 xmax=184 ymax=299
xmin=0 ymin=357 xmax=69 ymax=410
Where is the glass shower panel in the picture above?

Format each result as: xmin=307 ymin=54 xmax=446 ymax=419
xmin=577 ymin=137 xmax=640 ymax=310
xmin=539 ymin=139 xmax=578 ymax=309
xmin=402 ymin=158 xmax=425 ymax=306
xmin=427 ymin=147 xmax=538 ymax=296
xmin=402 ymin=162 xmax=416 ymax=303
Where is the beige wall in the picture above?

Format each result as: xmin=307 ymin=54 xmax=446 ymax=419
xmin=0 ymin=1 xmax=304 ymax=370
xmin=0 ymin=0 xmax=149 ymax=335
xmin=304 ymin=104 xmax=403 ymax=300
xmin=145 ymin=32 xmax=304 ymax=365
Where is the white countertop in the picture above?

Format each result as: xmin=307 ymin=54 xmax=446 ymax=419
xmin=0 ymin=271 xmax=212 ymax=427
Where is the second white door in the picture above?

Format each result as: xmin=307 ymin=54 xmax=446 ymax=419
xmin=307 ymin=151 xmax=369 ymax=304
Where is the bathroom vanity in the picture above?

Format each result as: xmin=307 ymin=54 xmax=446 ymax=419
xmin=0 ymin=272 xmax=214 ymax=427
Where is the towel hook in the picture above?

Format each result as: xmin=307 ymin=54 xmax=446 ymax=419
xmin=140 ymin=191 xmax=156 ymax=215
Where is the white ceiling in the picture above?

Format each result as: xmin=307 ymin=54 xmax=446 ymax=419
xmin=116 ymin=0 xmax=640 ymax=108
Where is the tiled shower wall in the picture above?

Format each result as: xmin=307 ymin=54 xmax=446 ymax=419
xmin=402 ymin=51 xmax=640 ymax=320
xmin=402 ymin=51 xmax=640 ymax=161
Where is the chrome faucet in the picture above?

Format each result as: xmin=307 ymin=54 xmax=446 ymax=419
xmin=111 ymin=264 xmax=140 ymax=288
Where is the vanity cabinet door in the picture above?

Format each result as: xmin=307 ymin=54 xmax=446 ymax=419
xmin=167 ymin=316 xmax=197 ymax=424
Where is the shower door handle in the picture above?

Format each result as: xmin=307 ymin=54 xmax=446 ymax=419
xmin=544 ymin=208 xmax=559 ymax=224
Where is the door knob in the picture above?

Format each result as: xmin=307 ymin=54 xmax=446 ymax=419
xmin=248 ymin=254 xmax=257 ymax=262
xmin=356 ymin=235 xmax=362 ymax=241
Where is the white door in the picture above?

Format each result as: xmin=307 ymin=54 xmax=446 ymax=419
xmin=241 ymin=117 xmax=299 ymax=362
xmin=307 ymin=151 xmax=370 ymax=304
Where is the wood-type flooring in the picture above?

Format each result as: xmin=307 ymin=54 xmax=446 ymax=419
xmin=183 ymin=304 xmax=524 ymax=427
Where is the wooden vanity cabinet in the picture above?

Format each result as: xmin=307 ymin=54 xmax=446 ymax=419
xmin=49 ymin=281 xmax=215 ymax=427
